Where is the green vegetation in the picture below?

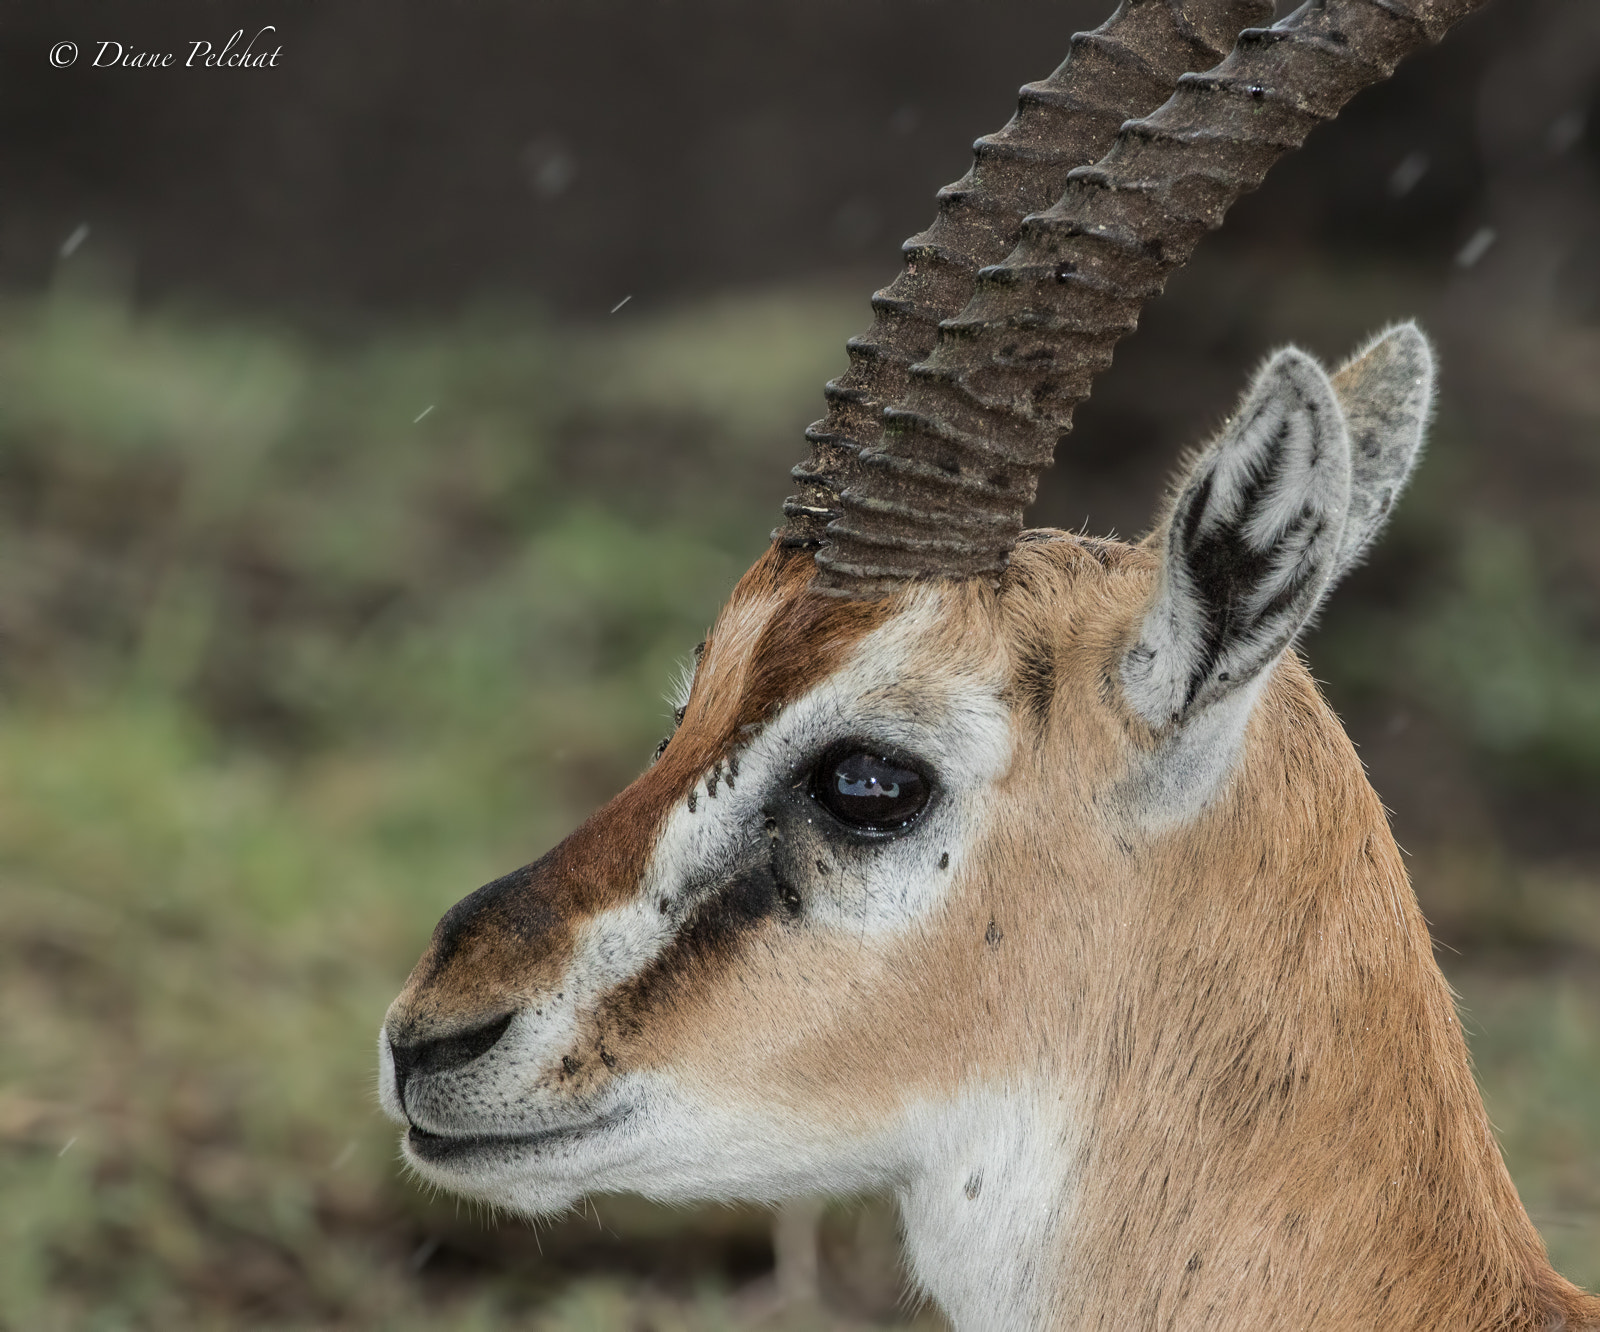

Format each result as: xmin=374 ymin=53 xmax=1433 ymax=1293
xmin=0 ymin=286 xmax=1594 ymax=1328
xmin=1327 ymin=516 xmax=1600 ymax=790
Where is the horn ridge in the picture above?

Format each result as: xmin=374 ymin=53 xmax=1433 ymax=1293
xmin=777 ymin=0 xmax=1274 ymax=548
xmin=812 ymin=0 xmax=1491 ymax=598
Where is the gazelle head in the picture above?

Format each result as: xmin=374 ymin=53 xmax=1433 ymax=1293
xmin=382 ymin=1 xmax=1600 ymax=1326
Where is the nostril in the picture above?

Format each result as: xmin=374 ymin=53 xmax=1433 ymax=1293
xmin=389 ymin=1011 xmax=516 ymax=1107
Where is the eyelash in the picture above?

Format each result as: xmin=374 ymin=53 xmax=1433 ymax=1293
xmin=653 ymin=640 xmax=706 ymax=763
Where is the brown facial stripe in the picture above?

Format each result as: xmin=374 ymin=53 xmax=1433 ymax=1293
xmin=395 ymin=543 xmax=891 ymax=1035
xmin=733 ymin=549 xmax=893 ymax=737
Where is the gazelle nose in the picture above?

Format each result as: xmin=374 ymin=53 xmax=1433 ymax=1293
xmin=388 ymin=1011 xmax=515 ymax=1110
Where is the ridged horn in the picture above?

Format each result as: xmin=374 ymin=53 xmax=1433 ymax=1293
xmin=811 ymin=0 xmax=1492 ymax=598
xmin=777 ymin=0 xmax=1274 ymax=550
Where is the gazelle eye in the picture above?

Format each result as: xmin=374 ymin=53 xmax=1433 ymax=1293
xmin=810 ymin=746 xmax=930 ymax=832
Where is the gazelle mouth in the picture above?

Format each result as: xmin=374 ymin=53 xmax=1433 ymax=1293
xmin=404 ymin=1110 xmax=630 ymax=1165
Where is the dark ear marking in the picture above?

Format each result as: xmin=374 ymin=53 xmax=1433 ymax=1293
xmin=1122 ymin=347 xmax=1352 ymax=728
xmin=1168 ymin=379 xmax=1331 ymax=709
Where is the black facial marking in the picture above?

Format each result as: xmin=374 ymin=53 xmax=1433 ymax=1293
xmin=606 ymin=737 xmax=934 ymax=1043
xmin=605 ymin=857 xmax=790 ymax=1022
xmin=1011 ymin=634 xmax=1058 ymax=724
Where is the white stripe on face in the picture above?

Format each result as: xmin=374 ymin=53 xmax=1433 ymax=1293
xmin=636 ymin=586 xmax=1014 ymax=936
xmin=391 ymin=585 xmax=1018 ymax=1203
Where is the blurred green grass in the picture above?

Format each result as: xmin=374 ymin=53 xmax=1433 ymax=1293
xmin=0 ymin=285 xmax=1595 ymax=1328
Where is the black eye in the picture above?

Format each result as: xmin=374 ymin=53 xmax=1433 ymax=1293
xmin=810 ymin=746 xmax=931 ymax=832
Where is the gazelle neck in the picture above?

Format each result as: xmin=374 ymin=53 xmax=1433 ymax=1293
xmin=893 ymin=664 xmax=1595 ymax=1332
xmin=896 ymin=1087 xmax=1083 ymax=1329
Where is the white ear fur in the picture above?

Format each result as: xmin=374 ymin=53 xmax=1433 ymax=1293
xmin=1122 ymin=346 xmax=1352 ymax=730
xmin=1329 ymin=322 xmax=1435 ymax=576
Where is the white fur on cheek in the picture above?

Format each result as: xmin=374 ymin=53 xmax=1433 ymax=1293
xmin=386 ymin=587 xmax=1018 ymax=1223
xmin=898 ymin=1085 xmax=1082 ymax=1331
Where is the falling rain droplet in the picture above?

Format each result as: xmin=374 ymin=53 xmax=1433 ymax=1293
xmin=409 ymin=1237 xmax=440 ymax=1273
xmin=1455 ymin=227 xmax=1497 ymax=269
xmin=1387 ymin=151 xmax=1429 ymax=199
xmin=1547 ymin=109 xmax=1586 ymax=156
xmin=521 ymin=135 xmax=578 ymax=199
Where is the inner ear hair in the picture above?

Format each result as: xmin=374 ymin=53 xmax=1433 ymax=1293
xmin=1328 ymin=322 xmax=1436 ymax=577
xmin=1122 ymin=346 xmax=1352 ymax=730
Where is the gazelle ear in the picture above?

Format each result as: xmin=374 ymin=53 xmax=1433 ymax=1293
xmin=1122 ymin=347 xmax=1351 ymax=729
xmin=1328 ymin=322 xmax=1434 ymax=576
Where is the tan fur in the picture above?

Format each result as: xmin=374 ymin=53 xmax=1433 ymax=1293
xmin=992 ymin=537 xmax=1594 ymax=1328
xmin=388 ymin=533 xmax=1599 ymax=1329
xmin=390 ymin=544 xmax=888 ymax=1042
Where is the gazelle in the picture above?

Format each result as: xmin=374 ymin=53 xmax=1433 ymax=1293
xmin=380 ymin=0 xmax=1600 ymax=1326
